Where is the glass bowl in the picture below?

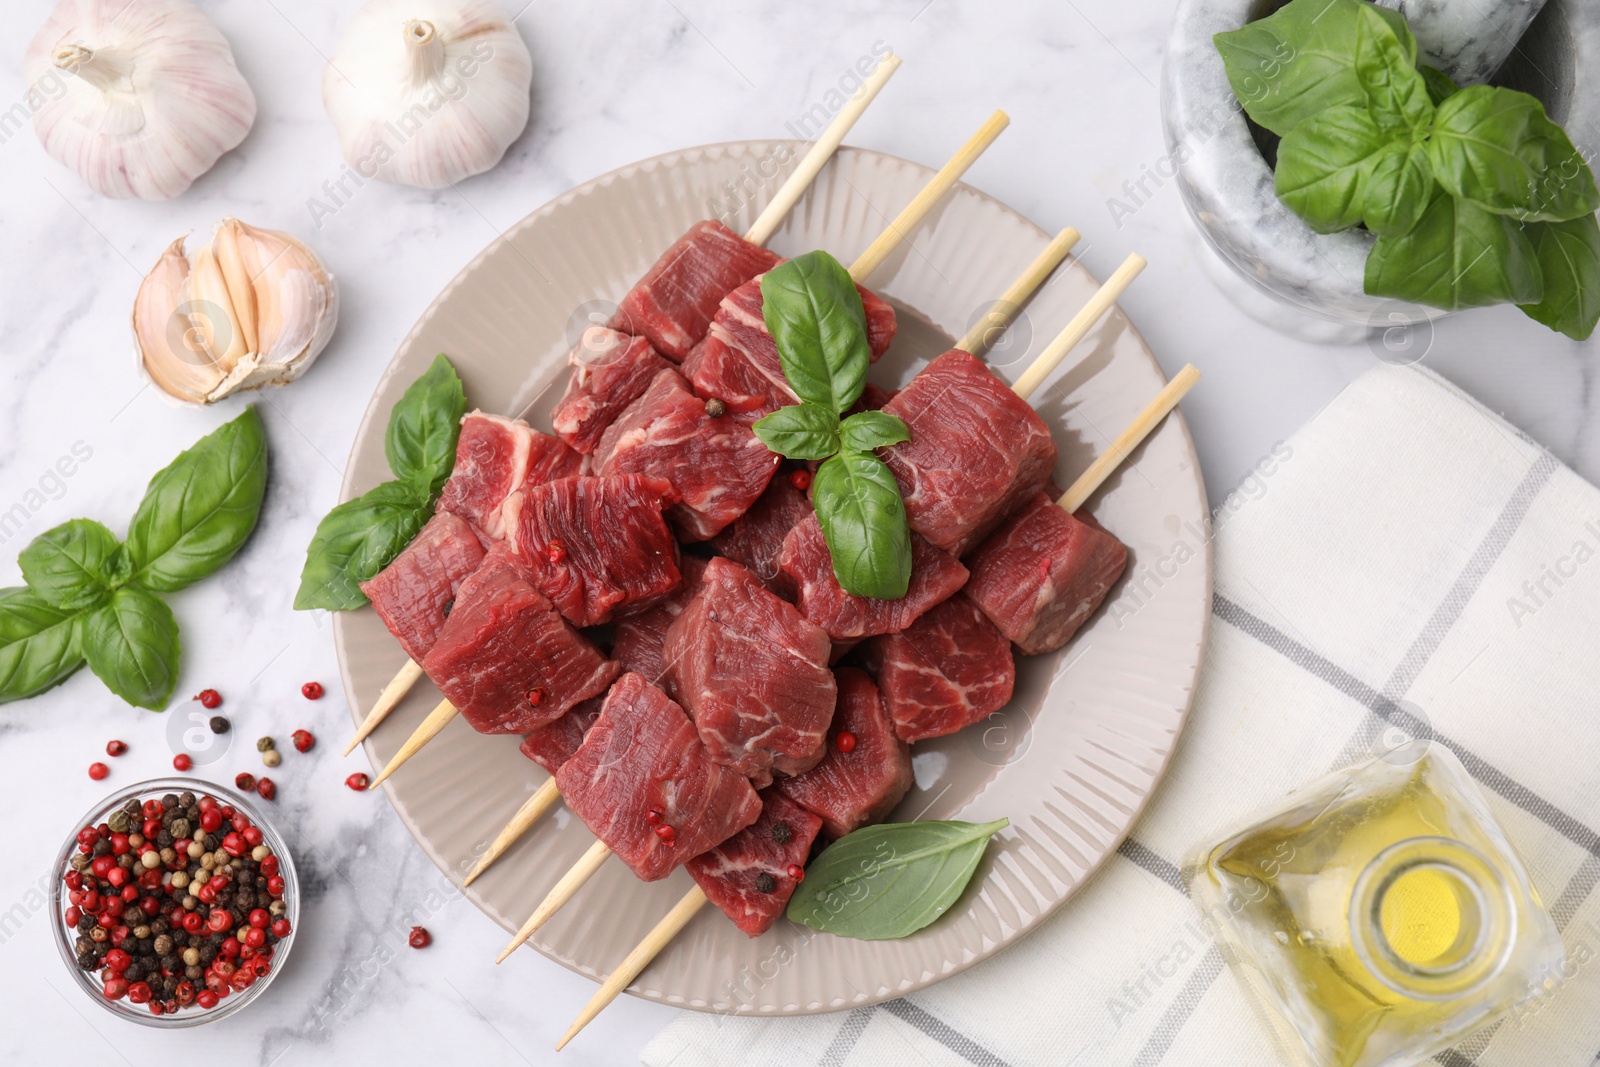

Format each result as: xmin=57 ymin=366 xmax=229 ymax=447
xmin=50 ymin=776 xmax=300 ymax=1027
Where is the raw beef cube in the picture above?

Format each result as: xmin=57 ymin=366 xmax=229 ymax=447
xmin=662 ymin=558 xmax=835 ymax=787
xmin=861 ymin=594 xmax=1015 ymax=743
xmin=519 ymin=696 xmax=605 ymax=775
xmin=880 ymin=349 xmax=1058 ymax=555
xmin=611 ymin=555 xmax=709 ymax=687
xmin=778 ymin=515 xmax=969 ymax=641
xmin=611 ymin=220 xmax=781 ymax=361
xmin=504 ymin=475 xmax=681 ymax=627
xmin=593 ymin=369 xmax=780 ymax=541
xmin=359 ymin=512 xmax=485 ymax=663
xmin=557 ymin=673 xmax=762 ymax=881
xmin=551 ymin=327 xmax=671 ymax=454
xmin=964 ymin=492 xmax=1128 ymax=655
xmin=687 ymin=790 xmax=823 ymax=937
xmin=777 ymin=668 xmax=912 ymax=839
xmin=438 ymin=412 xmax=583 ymax=541
xmin=422 ymin=547 xmax=621 ymax=734
xmin=709 ymin=474 xmax=813 ymax=594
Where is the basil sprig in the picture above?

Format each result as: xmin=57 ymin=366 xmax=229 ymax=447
xmin=786 ymin=818 xmax=1009 ymax=940
xmin=0 ymin=408 xmax=268 ymax=709
xmin=295 ymin=355 xmax=465 ymax=610
xmin=1216 ymin=0 xmax=1600 ymax=340
xmin=752 ymin=251 xmax=913 ymax=600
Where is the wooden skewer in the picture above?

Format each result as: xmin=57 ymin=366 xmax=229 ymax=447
xmin=1010 ymin=253 xmax=1147 ymax=402
xmin=343 ymin=659 xmax=426 ymax=756
xmin=557 ymin=362 xmax=1198 ymax=1051
xmin=496 ymin=839 xmax=613 ymax=962
xmin=461 ymin=779 xmax=563 ymax=887
xmin=367 ymin=697 xmax=458 ymax=790
xmin=955 ymin=227 xmax=1081 ymax=356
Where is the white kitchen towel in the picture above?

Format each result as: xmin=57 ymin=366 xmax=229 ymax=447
xmin=642 ymin=364 xmax=1600 ymax=1067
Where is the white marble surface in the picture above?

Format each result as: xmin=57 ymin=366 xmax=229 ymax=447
xmin=1 ymin=2 xmax=1597 ymax=1066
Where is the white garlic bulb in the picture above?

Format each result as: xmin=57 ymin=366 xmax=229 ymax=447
xmin=322 ymin=0 xmax=534 ymax=189
xmin=134 ymin=219 xmax=340 ymax=406
xmin=23 ymin=0 xmax=257 ymax=201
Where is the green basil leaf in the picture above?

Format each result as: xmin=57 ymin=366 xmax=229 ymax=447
xmin=1275 ymin=105 xmax=1392 ymax=233
xmin=0 ymin=587 xmax=85 ymax=703
xmin=839 ymin=410 xmax=910 ymax=451
xmin=1420 ymin=65 xmax=1459 ymax=107
xmin=1364 ymin=141 xmax=1435 ymax=237
xmin=125 ymin=407 xmax=268 ymax=593
xmin=812 ymin=450 xmax=912 ymax=600
xmin=1519 ymin=215 xmax=1600 ymax=341
xmin=386 ymin=354 xmax=466 ymax=498
xmin=295 ymin=481 xmax=431 ymax=611
xmin=752 ymin=403 xmax=841 ymax=461
xmin=18 ymin=519 xmax=121 ymax=610
xmin=760 ymin=251 xmax=870 ymax=415
xmin=1351 ymin=5 xmax=1432 ymax=136
xmin=786 ymin=818 xmax=1009 ymax=940
xmin=1365 ymin=190 xmax=1544 ymax=311
xmin=1428 ymin=86 xmax=1600 ymax=223
xmin=81 ymin=586 xmax=180 ymax=711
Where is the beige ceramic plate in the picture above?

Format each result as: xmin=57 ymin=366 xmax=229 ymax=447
xmin=334 ymin=142 xmax=1211 ymax=1014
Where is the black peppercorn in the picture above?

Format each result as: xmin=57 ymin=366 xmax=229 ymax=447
xmin=705 ymin=397 xmax=727 ymax=418
xmin=209 ymin=716 xmax=229 ymax=734
xmin=771 ymin=822 xmax=792 ymax=845
xmin=179 ymin=791 xmax=196 ymax=808
xmin=442 ymin=598 xmax=454 ymax=618
xmin=91 ymin=838 xmax=111 ymax=857
xmin=754 ymin=872 xmax=777 ymax=894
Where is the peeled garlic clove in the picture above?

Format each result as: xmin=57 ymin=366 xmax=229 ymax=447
xmin=134 ymin=220 xmax=339 ymax=406
xmin=321 ymin=0 xmax=534 ymax=190
xmin=24 ymin=0 xmax=257 ymax=201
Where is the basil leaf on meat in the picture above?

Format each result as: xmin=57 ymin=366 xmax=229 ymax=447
xmin=0 ymin=587 xmax=85 ymax=703
xmin=787 ymin=819 xmax=1009 ymax=940
xmin=812 ymin=449 xmax=912 ymax=601
xmin=18 ymin=519 xmax=122 ymax=610
xmin=1428 ymin=86 xmax=1600 ymax=223
xmin=386 ymin=354 xmax=466 ymax=499
xmin=760 ymin=251 xmax=870 ymax=415
xmin=1365 ymin=191 xmax=1544 ymax=310
xmin=81 ymin=586 xmax=180 ymax=711
xmin=295 ymin=481 xmax=431 ymax=611
xmin=752 ymin=402 xmax=842 ymax=461
xmin=125 ymin=407 xmax=268 ymax=592
xmin=839 ymin=410 xmax=910 ymax=452
xmin=1519 ymin=215 xmax=1600 ymax=341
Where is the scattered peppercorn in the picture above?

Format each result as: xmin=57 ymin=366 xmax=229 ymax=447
xmin=704 ymin=397 xmax=727 ymax=418
xmin=654 ymin=823 xmax=676 ymax=844
xmin=209 ymin=716 xmax=230 ymax=735
xmin=345 ymin=773 xmax=369 ymax=792
xmin=256 ymin=778 xmax=276 ymax=801
xmin=255 ymin=736 xmax=275 ymax=753
xmin=261 ymin=749 xmax=282 ymax=769
xmin=441 ymin=598 xmax=454 ymax=618
xmin=545 ymin=540 xmax=568 ymax=565
xmin=89 ymin=762 xmax=109 ymax=781
xmin=835 ymin=731 xmax=857 ymax=754
xmin=754 ymin=872 xmax=777 ymax=894
xmin=291 ymin=730 xmax=315 ymax=754
xmin=408 ymin=926 xmax=431 ymax=949
xmin=789 ymin=470 xmax=812 ymax=491
xmin=787 ymin=864 xmax=806 ymax=882
xmin=105 ymin=740 xmax=128 ymax=758
xmin=301 ymin=681 xmax=324 ymax=701
xmin=234 ymin=773 xmax=256 ymax=792
xmin=172 ymin=754 xmax=193 ymax=772
xmin=526 ymin=687 xmax=545 ymax=707
xmin=197 ymin=689 xmax=222 ymax=709
xmin=770 ymin=821 xmax=792 ymax=845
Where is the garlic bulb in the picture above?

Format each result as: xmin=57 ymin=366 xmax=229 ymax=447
xmin=135 ymin=220 xmax=339 ymax=406
xmin=322 ymin=0 xmax=534 ymax=189
xmin=23 ymin=0 xmax=257 ymax=201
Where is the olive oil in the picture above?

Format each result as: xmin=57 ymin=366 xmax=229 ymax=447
xmin=1190 ymin=743 xmax=1564 ymax=1067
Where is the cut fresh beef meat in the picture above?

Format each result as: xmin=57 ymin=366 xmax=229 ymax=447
xmin=611 ymin=220 xmax=781 ymax=361
xmin=880 ymin=349 xmax=1058 ymax=555
xmin=611 ymin=555 xmax=709 ymax=687
xmin=421 ymin=546 xmax=621 ymax=734
xmin=519 ymin=696 xmax=605 ymax=775
xmin=551 ymin=327 xmax=671 ymax=454
xmin=777 ymin=668 xmax=911 ymax=839
xmin=437 ymin=412 xmax=583 ymax=541
xmin=778 ymin=515 xmax=969 ymax=640
xmin=359 ymin=512 xmax=486 ymax=664
xmin=593 ymin=369 xmax=780 ymax=541
xmin=861 ymin=594 xmax=1015 ymax=743
xmin=964 ymin=493 xmax=1128 ymax=655
xmin=687 ymin=790 xmax=823 ymax=937
xmin=662 ymin=558 xmax=835 ymax=787
xmin=556 ymin=672 xmax=761 ymax=881
xmin=687 ymin=273 xmax=898 ymax=418
xmin=709 ymin=474 xmax=813 ymax=594
xmin=504 ymin=474 xmax=681 ymax=627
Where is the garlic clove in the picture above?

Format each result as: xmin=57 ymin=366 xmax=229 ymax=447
xmin=135 ymin=238 xmax=226 ymax=405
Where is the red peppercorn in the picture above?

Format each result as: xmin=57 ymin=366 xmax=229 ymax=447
xmin=196 ymin=990 xmax=219 ymax=1009
xmin=255 ymin=777 xmax=276 ymax=801
xmin=143 ymin=818 xmax=161 ymax=840
xmin=139 ymin=896 xmax=160 ymax=916
xmin=222 ymin=832 xmax=244 ymax=857
xmin=835 ymin=731 xmax=857 ymax=754
xmin=243 ymin=826 xmax=263 ymax=847
xmin=301 ymin=681 xmax=324 ymax=700
xmin=231 ymin=812 xmax=249 ymax=833
xmin=234 ymin=772 xmax=256 ymax=792
xmin=546 ymin=540 xmax=568 ymax=564
xmin=126 ymin=981 xmax=152 ymax=1005
xmin=199 ymin=808 xmax=222 ymax=833
xmin=182 ymin=912 xmax=204 ymax=934
xmin=119 ymin=885 xmax=138 ymax=903
xmin=172 ymin=753 xmax=192 ymax=772
xmin=260 ymin=855 xmax=280 ymax=878
xmin=270 ymin=918 xmax=291 ymax=938
xmin=197 ymin=689 xmax=222 ymax=709
xmin=207 ymin=910 xmax=233 ymax=934
xmin=408 ymin=926 xmax=431 ymax=949
xmin=142 ymin=799 xmax=163 ymax=819
xmin=103 ymin=948 xmax=131 ymax=972
xmin=345 ymin=772 xmax=369 ymax=792
xmin=80 ymin=889 xmax=101 ymax=911
xmin=102 ymin=978 xmax=128 ymax=1001
xmin=88 ymin=762 xmax=109 ymax=781
xmin=267 ymin=875 xmax=285 ymax=897
xmin=244 ymin=927 xmax=266 ymax=949
xmin=105 ymin=867 xmax=128 ymax=889
xmin=787 ymin=864 xmax=805 ymax=882
xmin=526 ymin=687 xmax=545 ymax=707
xmin=291 ymin=729 xmax=315 ymax=753
xmin=64 ymin=905 xmax=81 ymax=927
xmin=644 ymin=808 xmax=662 ymax=825
xmin=654 ymin=824 xmax=676 ymax=844
xmin=105 ymin=740 xmax=127 ymax=757
xmin=246 ymin=908 xmax=269 ymax=929
xmin=789 ymin=469 xmax=813 ymax=490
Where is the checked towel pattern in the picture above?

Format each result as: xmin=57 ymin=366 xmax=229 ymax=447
xmin=644 ymin=365 xmax=1600 ymax=1067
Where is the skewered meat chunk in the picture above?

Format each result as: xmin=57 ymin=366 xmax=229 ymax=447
xmin=611 ymin=555 xmax=709 ymax=688
xmin=504 ymin=474 xmax=681 ymax=628
xmin=963 ymin=493 xmax=1128 ymax=655
xmin=662 ymin=558 xmax=835 ymax=788
xmin=610 ymin=220 xmax=782 ymax=361
xmin=778 ymin=515 xmax=969 ymax=641
xmin=593 ymin=369 xmax=780 ymax=541
xmin=556 ymin=672 xmax=762 ymax=881
xmin=709 ymin=474 xmax=813 ymax=596
xmin=551 ymin=327 xmax=672 ymax=455
xmin=519 ymin=696 xmax=605 ymax=775
xmin=421 ymin=547 xmax=621 ymax=734
xmin=879 ymin=349 xmax=1057 ymax=555
xmin=437 ymin=412 xmax=582 ymax=541
xmin=776 ymin=668 xmax=912 ymax=839
xmin=687 ymin=790 xmax=823 ymax=937
xmin=861 ymin=594 xmax=1015 ymax=743
xmin=358 ymin=512 xmax=486 ymax=664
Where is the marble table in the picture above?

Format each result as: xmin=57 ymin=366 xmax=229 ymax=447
xmin=1 ymin=2 xmax=1596 ymax=1065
